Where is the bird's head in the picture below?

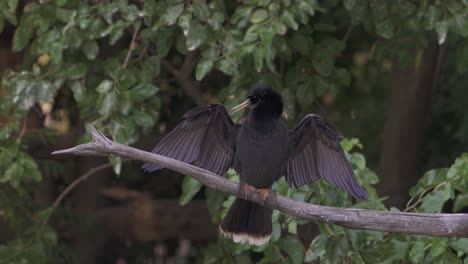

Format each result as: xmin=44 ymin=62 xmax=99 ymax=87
xmin=232 ymin=84 xmax=283 ymax=118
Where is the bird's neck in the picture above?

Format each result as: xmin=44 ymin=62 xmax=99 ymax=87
xmin=248 ymin=103 xmax=282 ymax=131
xmin=251 ymin=100 xmax=282 ymax=119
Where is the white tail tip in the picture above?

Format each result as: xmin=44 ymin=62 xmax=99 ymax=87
xmin=219 ymin=227 xmax=271 ymax=246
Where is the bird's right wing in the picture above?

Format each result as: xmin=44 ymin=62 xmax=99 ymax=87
xmin=286 ymin=114 xmax=368 ymax=200
xmin=142 ymin=104 xmax=238 ymax=176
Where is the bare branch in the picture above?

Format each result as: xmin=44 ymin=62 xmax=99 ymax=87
xmin=52 ymin=125 xmax=468 ymax=238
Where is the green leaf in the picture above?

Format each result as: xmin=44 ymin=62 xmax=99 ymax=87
xmin=250 ymin=9 xmax=268 ymax=23
xmin=430 ymin=237 xmax=448 ymax=257
xmin=192 ymin=2 xmax=210 ymax=21
xmin=231 ymin=6 xmax=254 ymax=25
xmin=56 ymin=0 xmax=67 ymax=6
xmin=0 ymin=121 xmax=18 ymax=141
xmin=450 ymin=238 xmax=468 ymax=254
xmin=269 ymin=3 xmax=280 ymax=12
xmin=423 ymin=5 xmax=441 ymax=30
xmin=163 ymin=3 xmax=184 ymax=25
xmin=340 ymin=138 xmax=362 ymax=152
xmin=12 ymin=19 xmax=34 ymax=51
xmin=83 ymin=41 xmax=99 ymax=60
xmin=177 ymin=12 xmax=191 ymax=36
xmin=205 ymin=188 xmax=225 ymax=222
xmin=109 ymin=24 xmax=125 ymax=45
xmin=453 ymin=193 xmax=468 ymax=212
xmin=195 ymin=56 xmax=214 ymax=81
xmin=435 ymin=20 xmax=447 ymax=45
xmin=141 ymin=56 xmax=160 ymax=80
xmin=70 ymin=80 xmax=85 ymax=102
xmin=186 ymin=23 xmax=207 ymax=51
xmin=281 ymin=10 xmax=298 ymax=30
xmin=447 ymin=153 xmax=468 ymax=182
xmin=244 ymin=24 xmax=259 ymax=42
xmin=409 ymin=240 xmax=426 ymax=263
xmin=130 ymin=83 xmax=158 ymax=98
xmin=299 ymin=1 xmax=315 ymax=17
xmin=109 ymin=156 xmax=122 ymax=175
xmin=271 ymin=222 xmax=281 ymax=242
xmin=96 ymin=79 xmax=114 ymax=93
xmin=273 ymin=20 xmax=287 ymax=35
xmin=1 ymin=150 xmax=41 ymax=187
xmin=351 ymin=153 xmax=366 ymax=169
xmin=419 ymin=190 xmax=446 ymax=213
xmin=376 ymin=19 xmax=394 ymax=39
xmin=34 ymin=80 xmax=55 ymax=101
xmin=278 ymin=236 xmax=304 ymax=264
xmin=133 ymin=111 xmax=155 ymax=128
xmin=254 ymin=46 xmax=264 ymax=72
xmin=258 ymin=0 xmax=271 ymax=6
xmin=324 ymin=237 xmax=349 ymax=263
xmin=264 ymin=244 xmax=282 ymax=263
xmin=59 ymin=63 xmax=88 ymax=80
xmin=99 ymin=91 xmax=117 ymax=116
xmin=409 ymin=168 xmax=448 ymax=197
xmin=1 ymin=0 xmax=18 ymax=25
xmin=0 ymin=163 xmax=16 ymax=183
xmin=336 ymin=68 xmax=351 ymax=86
xmin=450 ymin=13 xmax=468 ymax=37
xmin=179 ymin=176 xmax=202 ymax=205
xmin=343 ymin=0 xmax=367 ymax=25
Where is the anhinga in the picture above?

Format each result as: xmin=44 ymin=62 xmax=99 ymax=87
xmin=143 ymin=85 xmax=368 ymax=246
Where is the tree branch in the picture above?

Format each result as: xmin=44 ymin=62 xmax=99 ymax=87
xmin=52 ymin=125 xmax=468 ymax=238
xmin=161 ymin=51 xmax=205 ymax=106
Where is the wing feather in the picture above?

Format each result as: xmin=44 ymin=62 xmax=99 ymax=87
xmin=142 ymin=104 xmax=237 ymax=177
xmin=286 ymin=114 xmax=368 ymax=200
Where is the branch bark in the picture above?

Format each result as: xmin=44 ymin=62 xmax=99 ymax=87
xmin=52 ymin=125 xmax=468 ymax=238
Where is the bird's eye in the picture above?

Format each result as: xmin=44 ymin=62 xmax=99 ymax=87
xmin=248 ymin=95 xmax=258 ymax=104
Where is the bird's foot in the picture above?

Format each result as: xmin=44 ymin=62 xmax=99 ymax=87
xmin=236 ymin=182 xmax=257 ymax=200
xmin=235 ymin=183 xmax=277 ymax=209
xmin=257 ymin=188 xmax=277 ymax=209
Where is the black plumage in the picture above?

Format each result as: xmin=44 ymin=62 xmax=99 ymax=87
xmin=143 ymin=85 xmax=368 ymax=245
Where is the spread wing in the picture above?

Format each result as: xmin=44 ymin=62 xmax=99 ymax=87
xmin=142 ymin=104 xmax=238 ymax=176
xmin=286 ymin=114 xmax=368 ymax=199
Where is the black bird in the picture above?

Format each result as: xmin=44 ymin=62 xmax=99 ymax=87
xmin=143 ymin=85 xmax=368 ymax=245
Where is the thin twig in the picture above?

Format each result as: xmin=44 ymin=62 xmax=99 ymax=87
xmin=137 ymin=43 xmax=149 ymax=63
xmin=123 ymin=28 xmax=139 ymax=69
xmin=343 ymin=24 xmax=353 ymax=43
xmin=51 ymin=163 xmax=113 ymax=210
xmin=161 ymin=60 xmax=180 ymax=77
xmin=18 ymin=117 xmax=28 ymax=140
xmin=37 ymin=67 xmax=58 ymax=80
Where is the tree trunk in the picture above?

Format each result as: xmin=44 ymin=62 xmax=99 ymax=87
xmin=378 ymin=39 xmax=446 ymax=208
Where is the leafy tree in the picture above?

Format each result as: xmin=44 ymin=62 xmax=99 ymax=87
xmin=1 ymin=0 xmax=468 ymax=263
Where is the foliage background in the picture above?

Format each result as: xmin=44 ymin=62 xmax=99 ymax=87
xmin=1 ymin=0 xmax=468 ymax=263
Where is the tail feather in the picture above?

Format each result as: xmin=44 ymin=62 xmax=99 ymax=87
xmin=219 ymin=198 xmax=272 ymax=246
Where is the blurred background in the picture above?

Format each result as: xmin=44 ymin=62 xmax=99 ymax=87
xmin=1 ymin=1 xmax=468 ymax=263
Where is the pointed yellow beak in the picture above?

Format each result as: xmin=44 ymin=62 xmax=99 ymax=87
xmin=231 ymin=99 xmax=251 ymax=113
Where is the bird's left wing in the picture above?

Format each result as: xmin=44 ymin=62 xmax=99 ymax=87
xmin=142 ymin=104 xmax=238 ymax=176
xmin=286 ymin=114 xmax=368 ymax=199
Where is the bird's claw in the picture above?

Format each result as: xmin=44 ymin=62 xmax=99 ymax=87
xmin=236 ymin=183 xmax=277 ymax=209
xmin=236 ymin=182 xmax=257 ymax=200
xmin=257 ymin=188 xmax=277 ymax=209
